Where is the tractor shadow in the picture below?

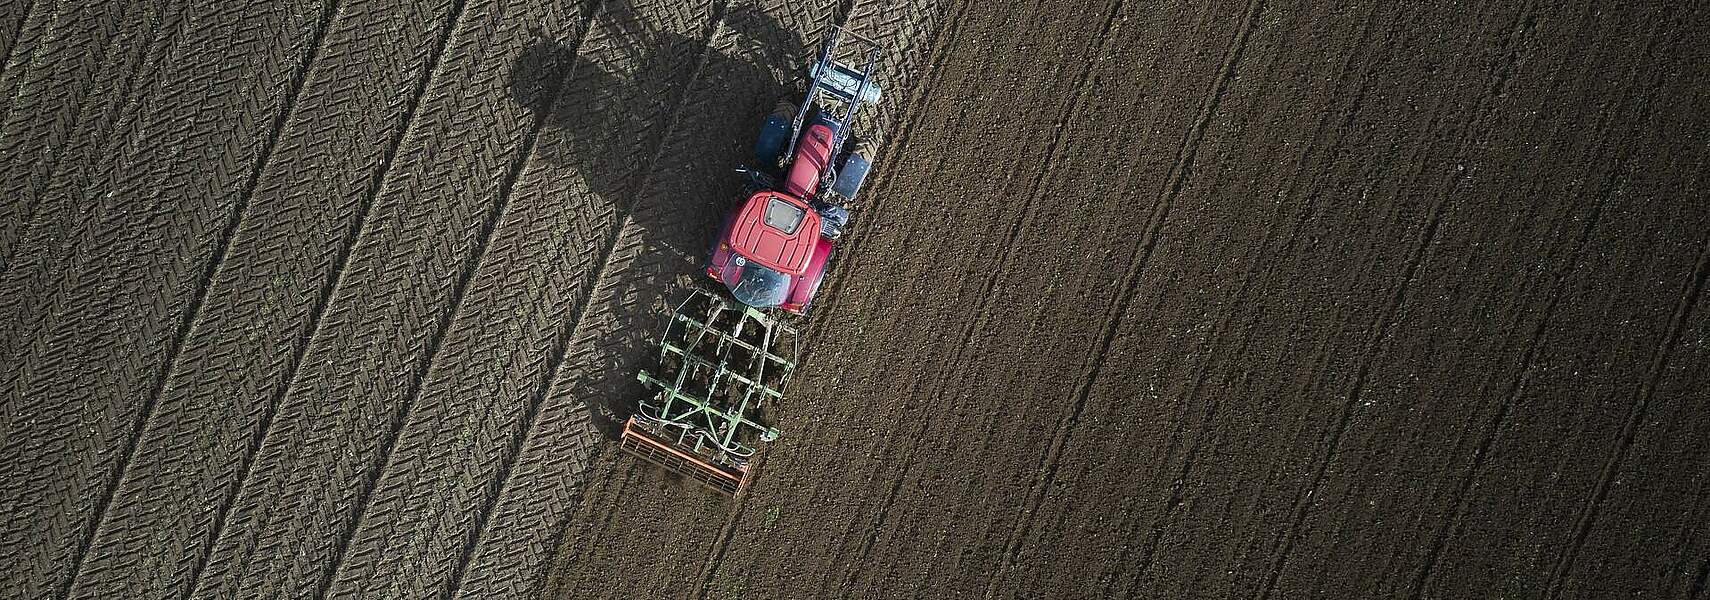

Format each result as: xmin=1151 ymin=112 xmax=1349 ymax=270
xmin=509 ymin=2 xmax=814 ymax=439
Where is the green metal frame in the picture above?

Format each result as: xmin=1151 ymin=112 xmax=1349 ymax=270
xmin=633 ymin=290 xmax=798 ymax=473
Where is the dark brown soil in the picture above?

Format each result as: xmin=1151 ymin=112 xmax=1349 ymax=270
xmin=545 ymin=1 xmax=1710 ymax=599
xmin=0 ymin=0 xmax=1704 ymax=598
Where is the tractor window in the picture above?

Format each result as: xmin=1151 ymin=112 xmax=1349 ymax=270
xmin=763 ymin=197 xmax=806 ymax=234
xmin=730 ymin=261 xmax=790 ymax=308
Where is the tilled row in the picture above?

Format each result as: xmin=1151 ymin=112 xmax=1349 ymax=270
xmin=0 ymin=1 xmax=334 ymax=597
xmin=59 ymin=0 xmax=472 ymax=598
xmin=0 ymin=0 xmax=32 ymax=76
xmin=173 ymin=0 xmax=607 ymax=597
xmin=0 ymin=1 xmax=169 ymax=267
xmin=326 ymin=0 xmax=740 ymax=596
xmin=1007 ymin=2 xmax=1624 ymax=596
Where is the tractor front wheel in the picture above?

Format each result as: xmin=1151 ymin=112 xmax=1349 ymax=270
xmin=772 ymin=98 xmax=797 ymax=122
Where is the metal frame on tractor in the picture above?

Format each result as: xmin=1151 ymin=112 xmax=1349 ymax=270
xmin=784 ymin=25 xmax=882 ymax=194
xmin=620 ymin=291 xmax=799 ymax=495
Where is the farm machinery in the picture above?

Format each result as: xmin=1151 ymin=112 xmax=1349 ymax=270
xmin=619 ymin=27 xmax=882 ymax=495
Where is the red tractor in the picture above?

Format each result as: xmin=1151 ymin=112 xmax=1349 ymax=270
xmin=705 ymin=27 xmax=881 ymax=314
xmin=617 ymin=28 xmax=883 ymax=495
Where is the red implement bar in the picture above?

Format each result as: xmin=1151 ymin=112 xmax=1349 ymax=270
xmin=619 ymin=416 xmax=750 ymax=496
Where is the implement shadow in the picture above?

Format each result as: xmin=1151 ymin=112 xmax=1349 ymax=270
xmin=508 ymin=1 xmax=814 ymax=439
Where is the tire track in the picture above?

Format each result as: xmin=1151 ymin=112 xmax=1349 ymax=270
xmin=315 ymin=1 xmax=731 ymax=597
xmin=1401 ymin=179 xmax=1604 ymax=600
xmin=61 ymin=0 xmax=473 ymax=597
xmin=1244 ymin=108 xmax=1468 ymax=596
xmin=181 ymin=2 xmax=596 ymax=597
xmin=1105 ymin=20 xmax=1392 ymax=596
xmin=0 ymin=3 xmax=332 ymax=597
xmin=1231 ymin=7 xmax=1539 ymax=594
xmin=841 ymin=0 xmax=1125 ymax=591
xmin=0 ymin=0 xmax=33 ymax=77
xmin=0 ymin=1 xmax=158 ymax=270
xmin=981 ymin=1 xmax=1264 ymax=594
xmin=1017 ymin=3 xmax=1354 ymax=594
xmin=308 ymin=24 xmax=572 ymax=600
xmin=1249 ymin=162 xmax=1447 ymax=600
xmin=439 ymin=11 xmax=731 ymax=591
xmin=1537 ymin=14 xmax=1700 ymax=598
xmin=445 ymin=0 xmax=750 ymax=592
xmin=0 ymin=0 xmax=43 ymax=122
xmin=1560 ymin=156 xmax=1710 ymax=600
xmin=1554 ymin=236 xmax=1709 ymax=592
xmin=1249 ymin=7 xmax=1671 ymax=596
xmin=839 ymin=0 xmax=941 ymax=144
xmin=0 ymin=1 xmax=179 ymax=290
xmin=1543 ymin=225 xmax=1710 ymax=600
xmin=59 ymin=0 xmax=343 ymax=594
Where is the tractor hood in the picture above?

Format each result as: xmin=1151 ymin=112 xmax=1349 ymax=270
xmin=727 ymin=191 xmax=820 ymax=275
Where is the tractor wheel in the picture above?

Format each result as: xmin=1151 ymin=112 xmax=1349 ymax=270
xmin=772 ymin=98 xmax=797 ymax=121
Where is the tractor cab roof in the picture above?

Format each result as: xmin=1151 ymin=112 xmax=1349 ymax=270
xmin=727 ymin=191 xmax=820 ymax=275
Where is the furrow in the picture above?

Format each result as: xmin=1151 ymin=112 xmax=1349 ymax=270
xmin=58 ymin=0 xmax=343 ymax=595
xmin=1248 ymin=4 xmax=1553 ymax=596
xmin=1404 ymin=11 xmax=1685 ymax=593
xmin=0 ymin=2 xmax=335 ymax=597
xmin=1099 ymin=6 xmax=1391 ymax=595
xmin=988 ymin=0 xmax=1266 ymax=592
xmin=1545 ymin=236 xmax=1710 ymax=599
xmin=314 ymin=0 xmax=739 ymax=596
xmin=182 ymin=1 xmax=595 ymax=597
xmin=824 ymin=1 xmax=1127 ymax=592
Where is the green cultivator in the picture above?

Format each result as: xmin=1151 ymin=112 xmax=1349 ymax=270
xmin=621 ymin=290 xmax=799 ymax=495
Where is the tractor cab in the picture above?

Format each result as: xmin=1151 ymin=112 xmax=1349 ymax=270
xmin=708 ymin=191 xmax=826 ymax=310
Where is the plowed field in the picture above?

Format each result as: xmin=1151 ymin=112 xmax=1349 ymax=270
xmin=1 ymin=0 xmax=1705 ymax=599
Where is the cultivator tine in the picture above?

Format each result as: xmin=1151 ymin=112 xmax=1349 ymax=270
xmin=622 ymin=290 xmax=798 ymax=495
